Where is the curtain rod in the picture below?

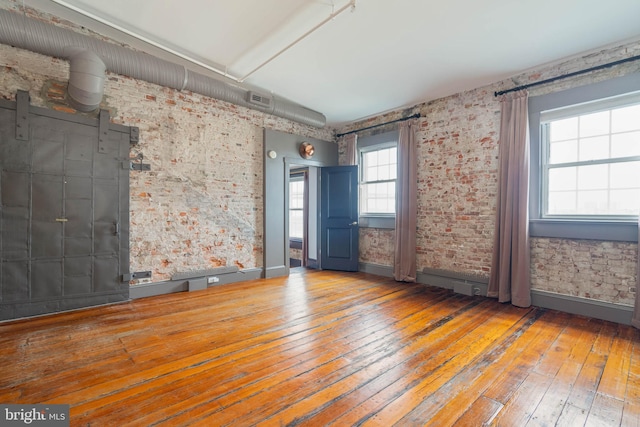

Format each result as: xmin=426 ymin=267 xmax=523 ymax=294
xmin=336 ymin=113 xmax=421 ymax=138
xmin=495 ymin=54 xmax=640 ymax=97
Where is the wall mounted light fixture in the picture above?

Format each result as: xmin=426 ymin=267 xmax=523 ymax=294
xmin=299 ymin=142 xmax=315 ymax=159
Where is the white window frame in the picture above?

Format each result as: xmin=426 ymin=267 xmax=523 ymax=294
xmin=529 ymin=72 xmax=640 ymax=242
xmin=540 ymin=93 xmax=640 ymax=220
xmin=289 ymin=174 xmax=305 ymax=241
xmin=356 ymin=130 xmax=399 ymax=229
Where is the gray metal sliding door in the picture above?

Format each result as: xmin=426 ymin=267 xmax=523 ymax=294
xmin=0 ymin=92 xmax=131 ymax=320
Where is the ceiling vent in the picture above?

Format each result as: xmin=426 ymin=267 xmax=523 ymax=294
xmin=247 ymin=91 xmax=272 ymax=109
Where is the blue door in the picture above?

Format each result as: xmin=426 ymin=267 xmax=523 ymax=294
xmin=320 ymin=165 xmax=359 ymax=271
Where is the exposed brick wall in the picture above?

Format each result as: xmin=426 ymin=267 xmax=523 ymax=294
xmin=532 ymin=238 xmax=637 ymax=306
xmin=0 ymin=3 xmax=333 ymax=283
xmin=359 ymin=228 xmax=395 ymax=267
xmin=343 ymin=40 xmax=640 ymax=306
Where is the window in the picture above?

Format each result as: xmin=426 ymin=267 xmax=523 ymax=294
xmin=356 ymin=130 xmax=399 ymax=228
xmin=289 ymin=176 xmax=304 ymax=239
xmin=541 ymin=95 xmax=640 ymax=218
xmin=529 ymin=72 xmax=640 ymax=242
xmin=360 ymin=145 xmax=397 ymax=215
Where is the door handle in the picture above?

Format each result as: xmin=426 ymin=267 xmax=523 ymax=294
xmin=350 ymin=221 xmax=358 ymax=226
xmin=114 ymin=222 xmax=120 ymax=236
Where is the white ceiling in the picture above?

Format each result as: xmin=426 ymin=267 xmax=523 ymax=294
xmin=23 ymin=0 xmax=640 ymax=126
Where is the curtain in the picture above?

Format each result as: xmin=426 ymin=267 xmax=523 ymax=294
xmin=632 ymin=215 xmax=640 ymax=329
xmin=344 ymin=134 xmax=358 ymax=166
xmin=394 ymin=120 xmax=418 ymax=282
xmin=488 ymin=91 xmax=531 ymax=308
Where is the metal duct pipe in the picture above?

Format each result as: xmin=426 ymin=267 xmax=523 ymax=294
xmin=65 ymin=47 xmax=105 ymax=111
xmin=0 ymin=9 xmax=326 ymax=127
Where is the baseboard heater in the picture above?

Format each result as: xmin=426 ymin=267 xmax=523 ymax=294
xmin=419 ymin=267 xmax=489 ymax=296
xmin=130 ymin=266 xmax=261 ymax=299
xmin=360 ymin=262 xmax=633 ymax=325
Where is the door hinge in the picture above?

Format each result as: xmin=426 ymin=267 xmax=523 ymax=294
xmin=16 ymin=90 xmax=30 ymax=141
xmin=130 ymin=126 xmax=140 ymax=144
xmin=98 ymin=109 xmax=110 ymax=153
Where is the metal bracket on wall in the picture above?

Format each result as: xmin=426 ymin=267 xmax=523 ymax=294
xmin=98 ymin=109 xmax=110 ymax=153
xmin=128 ymin=153 xmax=151 ymax=171
xmin=122 ymin=271 xmax=152 ymax=282
xmin=15 ymin=90 xmax=29 ymax=141
xmin=130 ymin=126 xmax=140 ymax=144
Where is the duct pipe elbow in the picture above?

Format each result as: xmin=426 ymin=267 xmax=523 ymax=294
xmin=65 ymin=48 xmax=106 ymax=112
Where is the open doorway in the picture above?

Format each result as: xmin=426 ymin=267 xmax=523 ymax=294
xmin=287 ymin=164 xmax=320 ymax=270
xmin=288 ymin=167 xmax=307 ymax=267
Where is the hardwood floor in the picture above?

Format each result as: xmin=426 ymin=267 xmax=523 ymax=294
xmin=1 ymin=268 xmax=639 ymax=426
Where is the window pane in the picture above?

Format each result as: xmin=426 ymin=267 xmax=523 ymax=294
xmin=577 ymin=164 xmax=608 ymax=190
xmin=378 ymin=163 xmax=392 ymax=180
xmin=365 ymin=165 xmax=378 ymax=182
xmin=577 ymin=190 xmax=609 ymax=214
xmin=389 ymin=147 xmax=397 ymax=179
xmin=611 ymin=104 xmax=640 ymax=133
xmin=579 ymin=111 xmax=609 ymax=137
xmin=610 ymin=161 xmax=640 ymax=189
xmin=549 ymin=140 xmax=577 ymax=164
xmin=548 ymin=167 xmax=576 ymax=191
xmin=610 ymin=189 xmax=640 ymax=214
xmin=611 ymin=131 xmax=640 ymax=158
xmin=289 ymin=180 xmax=304 ymax=209
xmin=550 ymin=117 xmax=578 ymax=141
xmin=289 ymin=210 xmax=303 ymax=238
xmin=361 ymin=182 xmax=395 ymax=214
xmin=578 ymin=135 xmax=609 ymax=161
xmin=548 ymin=191 xmax=576 ymax=215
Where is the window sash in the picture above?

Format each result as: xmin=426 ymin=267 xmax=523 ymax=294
xmin=528 ymin=73 xmax=640 ymax=242
xmin=540 ymin=110 xmax=640 ymax=219
xmin=359 ymin=144 xmax=397 ymax=215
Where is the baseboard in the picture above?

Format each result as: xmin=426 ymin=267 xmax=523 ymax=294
xmin=359 ymin=262 xmax=393 ymax=277
xmin=130 ymin=279 xmax=189 ymax=299
xmin=531 ymin=289 xmax=634 ymax=326
xmin=264 ymin=265 xmax=287 ymax=279
xmin=130 ymin=267 xmax=263 ymax=299
xmin=359 ymin=262 xmax=634 ymax=326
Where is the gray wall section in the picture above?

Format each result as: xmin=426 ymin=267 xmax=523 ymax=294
xmin=263 ymin=129 xmax=337 ymax=278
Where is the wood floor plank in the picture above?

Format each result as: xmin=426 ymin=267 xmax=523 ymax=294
xmin=0 ymin=268 xmax=638 ymax=427
xmin=453 ymin=396 xmax=503 ymax=427
xmin=424 ymin=308 xmax=561 ymax=426
xmin=254 ymin=299 xmax=496 ymax=427
xmin=397 ymin=307 xmax=542 ymax=426
xmin=358 ymin=305 xmax=535 ymax=426
xmin=489 ymin=371 xmax=553 ymax=427
xmin=622 ymin=331 xmax=640 ymax=427
xmin=526 ymin=316 xmax=600 ymax=426
xmin=585 ymin=393 xmax=624 ymax=427
xmin=597 ymin=323 xmax=635 ymax=400
xmin=563 ymin=320 xmax=617 ymax=415
xmin=308 ymin=300 xmax=501 ymax=427
xmin=74 ymin=286 xmax=455 ymax=422
xmin=154 ymin=294 xmax=478 ymax=426
xmin=482 ymin=310 xmax=569 ymax=405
